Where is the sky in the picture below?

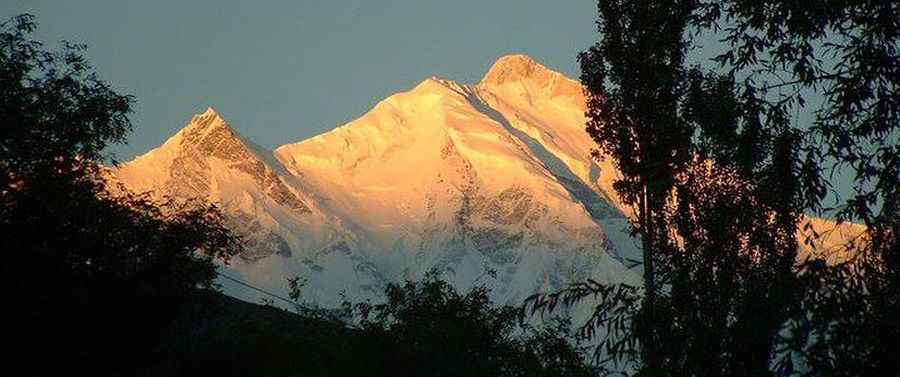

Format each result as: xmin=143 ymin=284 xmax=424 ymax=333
xmin=0 ymin=0 xmax=599 ymax=160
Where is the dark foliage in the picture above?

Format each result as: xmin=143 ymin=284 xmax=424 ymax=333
xmin=693 ymin=1 xmax=900 ymax=374
xmin=570 ymin=0 xmax=802 ymax=374
xmin=345 ymin=272 xmax=594 ymax=377
xmin=1 ymin=14 xmax=241 ymax=375
xmin=526 ymin=280 xmax=641 ymax=370
xmin=531 ymin=0 xmax=898 ymax=375
xmin=150 ymin=290 xmax=357 ymax=375
xmin=149 ymin=276 xmax=594 ymax=376
xmin=579 ymin=0 xmax=697 ymax=300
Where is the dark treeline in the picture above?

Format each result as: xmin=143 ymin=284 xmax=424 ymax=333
xmin=154 ymin=275 xmax=592 ymax=376
xmin=529 ymin=0 xmax=898 ymax=376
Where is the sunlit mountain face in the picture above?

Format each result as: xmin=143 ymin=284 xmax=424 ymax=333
xmin=111 ymin=54 xmax=641 ymax=308
xmin=110 ymin=54 xmax=859 ymax=309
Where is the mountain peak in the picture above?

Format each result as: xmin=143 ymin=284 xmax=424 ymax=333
xmin=137 ymin=106 xmax=270 ymax=168
xmin=173 ymin=106 xmax=254 ymax=148
xmin=185 ymin=106 xmax=227 ymax=132
xmin=200 ymin=106 xmax=219 ymax=117
xmin=480 ymin=54 xmax=552 ymax=85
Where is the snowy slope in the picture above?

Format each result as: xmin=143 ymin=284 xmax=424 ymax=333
xmin=114 ymin=55 xmax=647 ymax=308
xmin=474 ymin=55 xmax=641 ymax=265
xmin=113 ymin=109 xmax=387 ymax=306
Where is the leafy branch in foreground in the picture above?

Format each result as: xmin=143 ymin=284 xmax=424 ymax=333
xmin=524 ymin=280 xmax=640 ymax=369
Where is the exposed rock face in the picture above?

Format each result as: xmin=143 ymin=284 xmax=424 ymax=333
xmin=170 ymin=110 xmax=311 ymax=214
xmin=227 ymin=209 xmax=292 ymax=262
xmin=114 ymin=108 xmax=317 ymax=262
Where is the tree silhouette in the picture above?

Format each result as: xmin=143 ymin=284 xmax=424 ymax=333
xmin=573 ymin=3 xmax=698 ymax=370
xmin=529 ymin=0 xmax=898 ymax=375
xmin=694 ymin=1 xmax=899 ymax=374
xmin=1 ymin=14 xmax=242 ymax=374
xmin=345 ymin=272 xmax=593 ymax=377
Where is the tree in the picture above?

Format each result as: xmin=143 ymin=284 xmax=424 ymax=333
xmin=527 ymin=0 xmax=899 ymax=374
xmin=576 ymin=2 xmax=697 ymax=371
xmin=0 ymin=14 xmax=242 ymax=374
xmin=694 ymin=1 xmax=899 ymax=374
xmin=345 ymin=272 xmax=593 ymax=377
xmin=155 ymin=272 xmax=595 ymax=376
xmin=530 ymin=1 xmax=815 ymax=375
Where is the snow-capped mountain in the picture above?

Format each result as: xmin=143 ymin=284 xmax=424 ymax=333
xmin=113 ymin=54 xmax=645 ymax=307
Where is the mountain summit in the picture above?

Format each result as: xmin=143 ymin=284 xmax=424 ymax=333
xmin=481 ymin=54 xmax=552 ymax=85
xmin=182 ymin=107 xmax=229 ymax=137
xmin=114 ymin=55 xmax=641 ymax=307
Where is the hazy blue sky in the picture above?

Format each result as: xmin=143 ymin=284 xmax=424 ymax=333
xmin=1 ymin=1 xmax=599 ymax=160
